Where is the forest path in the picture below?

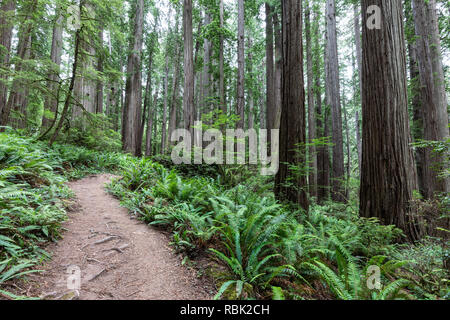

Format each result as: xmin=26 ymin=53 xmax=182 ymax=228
xmin=27 ymin=174 xmax=212 ymax=300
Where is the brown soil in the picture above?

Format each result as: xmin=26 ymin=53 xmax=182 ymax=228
xmin=23 ymin=174 xmax=213 ymax=300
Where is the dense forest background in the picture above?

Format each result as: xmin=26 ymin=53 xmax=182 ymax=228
xmin=0 ymin=0 xmax=449 ymax=300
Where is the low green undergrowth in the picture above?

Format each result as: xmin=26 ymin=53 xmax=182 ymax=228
xmin=3 ymin=131 xmax=447 ymax=301
xmin=108 ymin=157 xmax=449 ymax=300
xmin=0 ymin=132 xmax=129 ymax=298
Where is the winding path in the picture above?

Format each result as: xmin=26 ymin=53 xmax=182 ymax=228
xmin=27 ymin=174 xmax=212 ymax=300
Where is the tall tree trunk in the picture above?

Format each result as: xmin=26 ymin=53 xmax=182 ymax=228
xmin=169 ymin=43 xmax=182 ymax=148
xmin=247 ymin=36 xmax=254 ymax=130
xmin=355 ymin=110 xmax=362 ymax=173
xmin=326 ymin=0 xmax=345 ymax=202
xmin=122 ymin=0 xmax=144 ymax=156
xmin=353 ymin=3 xmax=362 ymax=97
xmin=161 ymin=54 xmax=169 ymax=153
xmin=72 ymin=2 xmax=97 ymax=119
xmin=0 ymin=0 xmax=15 ymax=117
xmin=405 ymin=0 xmax=425 ymax=196
xmin=353 ymin=3 xmax=362 ymax=174
xmin=0 ymin=0 xmax=35 ymax=129
xmin=139 ymin=44 xmax=154 ymax=157
xmin=342 ymin=90 xmax=351 ymax=200
xmin=305 ymin=0 xmax=317 ymax=198
xmin=265 ymin=3 xmax=275 ymax=133
xmin=412 ymin=0 xmax=449 ymax=198
xmin=10 ymin=33 xmax=32 ymax=129
xmin=42 ymin=9 xmax=63 ymax=128
xmin=273 ymin=11 xmax=282 ymax=130
xmin=145 ymin=77 xmax=159 ymax=157
xmin=219 ymin=0 xmax=225 ymax=123
xmin=202 ymin=10 xmax=212 ymax=121
xmin=313 ymin=3 xmax=329 ymax=203
xmin=183 ymin=0 xmax=194 ymax=136
xmin=236 ymin=0 xmax=245 ymax=130
xmin=50 ymin=7 xmax=83 ymax=145
xmin=275 ymin=0 xmax=309 ymax=212
xmin=360 ymin=0 xmax=423 ymax=241
xmin=96 ymin=26 xmax=104 ymax=114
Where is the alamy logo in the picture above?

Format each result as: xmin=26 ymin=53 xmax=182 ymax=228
xmin=366 ymin=265 xmax=381 ymax=290
xmin=170 ymin=122 xmax=280 ymax=176
xmin=366 ymin=5 xmax=381 ymax=30
xmin=67 ymin=265 xmax=81 ymax=291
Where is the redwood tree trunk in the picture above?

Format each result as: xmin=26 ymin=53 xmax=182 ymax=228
xmin=412 ymin=0 xmax=450 ymax=198
xmin=0 ymin=0 xmax=15 ymax=117
xmin=183 ymin=0 xmax=194 ymax=135
xmin=236 ymin=0 xmax=245 ymax=130
xmin=326 ymin=0 xmax=345 ymax=202
xmin=122 ymin=0 xmax=144 ymax=156
xmin=275 ymin=0 xmax=309 ymax=212
xmin=265 ymin=3 xmax=275 ymax=132
xmin=273 ymin=10 xmax=282 ymax=130
xmin=305 ymin=0 xmax=317 ymax=198
xmin=161 ymin=55 xmax=169 ymax=153
xmin=360 ymin=0 xmax=423 ymax=241
xmin=218 ymin=0 xmax=225 ymax=123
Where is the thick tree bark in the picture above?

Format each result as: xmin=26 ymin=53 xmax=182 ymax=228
xmin=313 ymin=5 xmax=329 ymax=203
xmin=405 ymin=0 xmax=425 ymax=196
xmin=169 ymin=43 xmax=182 ymax=148
xmin=412 ymin=0 xmax=449 ymax=198
xmin=273 ymin=11 xmax=282 ymax=130
xmin=342 ymin=91 xmax=351 ymax=200
xmin=122 ymin=0 xmax=144 ymax=156
xmin=275 ymin=0 xmax=309 ymax=212
xmin=183 ymin=0 xmax=194 ymax=135
xmin=139 ymin=42 xmax=155 ymax=158
xmin=305 ymin=0 xmax=317 ymax=198
xmin=326 ymin=0 xmax=345 ymax=202
xmin=145 ymin=77 xmax=159 ymax=157
xmin=0 ymin=0 xmax=15 ymax=117
xmin=360 ymin=0 xmax=423 ymax=241
xmin=265 ymin=3 xmax=275 ymax=133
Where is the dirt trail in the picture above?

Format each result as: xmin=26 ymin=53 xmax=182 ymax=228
xmin=27 ymin=174 xmax=212 ymax=300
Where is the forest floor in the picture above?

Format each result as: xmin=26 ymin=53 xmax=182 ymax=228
xmin=21 ymin=174 xmax=213 ymax=300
